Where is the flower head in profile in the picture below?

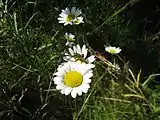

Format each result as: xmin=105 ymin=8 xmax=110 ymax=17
xmin=105 ymin=46 xmax=121 ymax=54
xmin=73 ymin=17 xmax=84 ymax=25
xmin=108 ymin=63 xmax=121 ymax=73
xmin=53 ymin=62 xmax=93 ymax=98
xmin=64 ymin=33 xmax=75 ymax=46
xmin=58 ymin=7 xmax=84 ymax=26
xmin=64 ymin=44 xmax=96 ymax=65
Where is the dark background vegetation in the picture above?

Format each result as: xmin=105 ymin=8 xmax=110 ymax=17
xmin=0 ymin=0 xmax=160 ymax=119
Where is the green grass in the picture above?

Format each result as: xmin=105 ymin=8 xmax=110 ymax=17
xmin=0 ymin=0 xmax=160 ymax=120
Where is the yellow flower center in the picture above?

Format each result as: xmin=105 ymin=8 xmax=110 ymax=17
xmin=66 ymin=14 xmax=74 ymax=22
xmin=64 ymin=71 xmax=83 ymax=88
xmin=68 ymin=37 xmax=74 ymax=42
xmin=109 ymin=49 xmax=117 ymax=54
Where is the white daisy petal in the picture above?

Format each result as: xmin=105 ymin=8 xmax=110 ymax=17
xmin=71 ymin=7 xmax=76 ymax=14
xmin=82 ymin=84 xmax=90 ymax=93
xmin=56 ymin=84 xmax=65 ymax=90
xmin=64 ymin=87 xmax=72 ymax=95
xmin=57 ymin=64 xmax=65 ymax=71
xmin=75 ymin=87 xmax=83 ymax=96
xmin=65 ymin=53 xmax=69 ymax=56
xmin=70 ymin=57 xmax=76 ymax=62
xmin=65 ymin=42 xmax=69 ymax=46
xmin=83 ymin=79 xmax=91 ymax=84
xmin=64 ymin=23 xmax=69 ymax=26
xmin=54 ymin=72 xmax=63 ymax=77
xmin=82 ymin=45 xmax=88 ymax=58
xmin=71 ymin=88 xmax=77 ymax=98
xmin=64 ymin=63 xmax=71 ymax=72
xmin=58 ymin=21 xmax=65 ymax=23
xmin=82 ymin=45 xmax=86 ymax=52
xmin=87 ymin=55 xmax=95 ymax=63
xmin=73 ymin=46 xmax=77 ymax=53
xmin=76 ymin=44 xmax=82 ymax=54
xmin=60 ymin=87 xmax=66 ymax=94
xmin=53 ymin=77 xmax=63 ymax=84
xmin=86 ymin=64 xmax=95 ymax=69
xmin=69 ymin=48 xmax=74 ymax=56
xmin=65 ymin=8 xmax=70 ymax=14
xmin=75 ymin=8 xmax=82 ymax=17
xmin=84 ymin=72 xmax=93 ymax=79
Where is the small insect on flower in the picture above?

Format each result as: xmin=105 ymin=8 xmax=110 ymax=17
xmin=57 ymin=7 xmax=84 ymax=26
xmin=64 ymin=33 xmax=75 ymax=46
xmin=53 ymin=62 xmax=94 ymax=98
xmin=105 ymin=46 xmax=121 ymax=54
xmin=64 ymin=44 xmax=96 ymax=65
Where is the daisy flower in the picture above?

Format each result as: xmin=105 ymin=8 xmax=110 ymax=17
xmin=53 ymin=62 xmax=94 ymax=98
xmin=64 ymin=44 xmax=96 ymax=64
xmin=64 ymin=33 xmax=75 ymax=46
xmin=105 ymin=46 xmax=121 ymax=54
xmin=108 ymin=63 xmax=121 ymax=73
xmin=57 ymin=7 xmax=84 ymax=26
xmin=113 ymin=64 xmax=120 ymax=71
xmin=73 ymin=16 xmax=84 ymax=25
